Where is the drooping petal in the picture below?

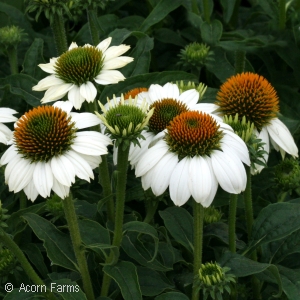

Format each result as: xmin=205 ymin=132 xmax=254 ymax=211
xmin=135 ymin=141 xmax=169 ymax=177
xmin=94 ymin=70 xmax=125 ymax=85
xmin=33 ymin=161 xmax=53 ymax=198
xmin=32 ymin=75 xmax=65 ymax=92
xmin=51 ymin=156 xmax=76 ymax=187
xmin=4 ymin=155 xmax=20 ymax=182
xmin=24 ymin=180 xmax=39 ymax=202
xmin=41 ymin=84 xmax=74 ymax=103
xmin=68 ymin=85 xmax=85 ymax=109
xmin=71 ymin=112 xmax=101 ymax=129
xmin=103 ymin=45 xmax=131 ymax=61
xmin=169 ymin=157 xmax=191 ymax=206
xmin=79 ymin=82 xmax=97 ymax=102
xmin=266 ymin=118 xmax=298 ymax=158
xmin=52 ymin=177 xmax=70 ymax=199
xmin=103 ymin=56 xmax=134 ymax=70
xmin=189 ymin=156 xmax=212 ymax=206
xmin=78 ymin=153 xmax=101 ymax=169
xmin=210 ymin=150 xmax=246 ymax=194
xmin=179 ymin=89 xmax=199 ymax=107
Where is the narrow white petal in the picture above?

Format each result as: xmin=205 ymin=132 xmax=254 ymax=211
xmin=51 ymin=156 xmax=76 ymax=187
xmin=169 ymin=157 xmax=191 ymax=206
xmin=0 ymin=123 xmax=13 ymax=141
xmin=193 ymin=103 xmax=219 ymax=114
xmin=189 ymin=156 xmax=212 ymax=205
xmin=103 ymin=44 xmax=131 ymax=60
xmin=38 ymin=61 xmax=56 ymax=74
xmin=148 ymin=84 xmax=165 ymax=103
xmin=151 ymin=152 xmax=178 ymax=196
xmin=95 ymin=70 xmax=125 ymax=85
xmin=79 ymin=82 xmax=97 ymax=102
xmin=33 ymin=162 xmax=53 ymax=198
xmin=163 ymin=83 xmax=180 ymax=100
xmin=69 ymin=42 xmax=78 ymax=50
xmin=79 ymin=153 xmax=101 ymax=169
xmin=70 ymin=112 xmax=101 ymax=129
xmin=68 ymin=85 xmax=85 ymax=109
xmin=211 ymin=150 xmax=246 ymax=194
xmin=141 ymin=170 xmax=152 ymax=191
xmin=53 ymin=100 xmax=73 ymax=113
xmin=135 ymin=141 xmax=169 ymax=177
xmin=24 ymin=180 xmax=39 ymax=202
xmin=64 ymin=150 xmax=94 ymax=182
xmin=96 ymin=37 xmax=112 ymax=53
xmin=52 ymin=177 xmax=70 ymax=199
xmin=32 ymin=75 xmax=65 ymax=91
xmin=0 ymin=131 xmax=8 ymax=144
xmin=41 ymin=84 xmax=74 ymax=103
xmin=179 ymin=89 xmax=199 ymax=106
xmin=0 ymin=108 xmax=18 ymax=123
xmin=266 ymin=118 xmax=298 ymax=158
xmin=103 ymin=56 xmax=134 ymax=70
xmin=4 ymin=155 xmax=21 ymax=183
xmin=8 ymin=158 xmax=35 ymax=193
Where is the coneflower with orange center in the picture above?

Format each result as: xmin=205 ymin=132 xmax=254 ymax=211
xmin=216 ymin=72 xmax=298 ymax=172
xmin=0 ymin=103 xmax=111 ymax=201
xmin=135 ymin=110 xmax=250 ymax=207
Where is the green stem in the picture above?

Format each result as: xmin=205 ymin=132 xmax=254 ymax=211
xmin=87 ymin=9 xmax=101 ymax=45
xmin=278 ymin=0 xmax=286 ymax=30
xmin=244 ymin=166 xmax=261 ymax=299
xmin=202 ymin=0 xmax=211 ymax=23
xmin=228 ymin=194 xmax=238 ymax=253
xmin=192 ymin=201 xmax=204 ymax=300
xmin=0 ymin=229 xmax=57 ymax=300
xmin=62 ymin=194 xmax=95 ymax=300
xmin=51 ymin=12 xmax=68 ymax=55
xmin=101 ymin=142 xmax=130 ymax=297
xmin=143 ymin=199 xmax=159 ymax=224
xmin=234 ymin=50 xmax=246 ymax=74
xmin=7 ymin=46 xmax=18 ymax=75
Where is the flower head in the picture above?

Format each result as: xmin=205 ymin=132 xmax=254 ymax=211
xmin=203 ymin=206 xmax=222 ymax=224
xmin=0 ymin=26 xmax=25 ymax=49
xmin=0 ymin=103 xmax=111 ymax=201
xmin=135 ymin=111 xmax=250 ymax=207
xmin=32 ymin=37 xmax=134 ymax=109
xmin=216 ymin=72 xmax=298 ymax=172
xmin=0 ymin=248 xmax=16 ymax=280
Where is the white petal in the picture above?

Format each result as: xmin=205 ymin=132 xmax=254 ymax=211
xmin=68 ymin=85 xmax=85 ymax=109
xmin=70 ymin=112 xmax=101 ymax=129
xmin=103 ymin=56 xmax=134 ymax=70
xmin=96 ymin=37 xmax=112 ymax=53
xmin=150 ymin=152 xmax=178 ymax=196
xmin=8 ymin=158 xmax=35 ymax=193
xmin=4 ymin=155 xmax=20 ymax=183
xmin=193 ymin=103 xmax=219 ymax=114
xmin=169 ymin=157 xmax=191 ymax=206
xmin=32 ymin=75 xmax=65 ymax=92
xmin=52 ymin=177 xmax=70 ymax=199
xmin=38 ymin=61 xmax=56 ymax=74
xmin=33 ymin=162 xmax=53 ymax=198
xmin=148 ymin=84 xmax=165 ymax=103
xmin=162 ymin=83 xmax=180 ymax=100
xmin=135 ymin=141 xmax=169 ymax=177
xmin=266 ymin=118 xmax=298 ymax=158
xmin=203 ymin=157 xmax=219 ymax=207
xmin=53 ymin=100 xmax=73 ymax=113
xmin=79 ymin=153 xmax=101 ymax=169
xmin=211 ymin=150 xmax=246 ymax=194
xmin=64 ymin=150 xmax=94 ymax=182
xmin=103 ymin=44 xmax=131 ymax=61
xmin=0 ymin=108 xmax=18 ymax=123
xmin=189 ymin=156 xmax=212 ymax=205
xmin=24 ymin=180 xmax=39 ymax=202
xmin=41 ymin=84 xmax=74 ymax=103
xmin=69 ymin=42 xmax=78 ymax=50
xmin=179 ymin=89 xmax=199 ymax=107
xmin=0 ymin=131 xmax=9 ymax=145
xmin=51 ymin=156 xmax=76 ymax=187
xmin=94 ymin=70 xmax=125 ymax=85
xmin=79 ymin=82 xmax=97 ymax=102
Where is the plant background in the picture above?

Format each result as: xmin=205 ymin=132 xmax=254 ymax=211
xmin=0 ymin=0 xmax=300 ymax=299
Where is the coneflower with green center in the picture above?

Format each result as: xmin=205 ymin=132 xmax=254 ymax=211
xmin=216 ymin=72 xmax=298 ymax=173
xmin=0 ymin=103 xmax=111 ymax=201
xmin=32 ymin=37 xmax=133 ymax=109
xmin=135 ymin=111 xmax=249 ymax=300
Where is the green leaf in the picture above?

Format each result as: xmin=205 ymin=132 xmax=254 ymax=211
xmin=0 ymin=74 xmax=41 ymax=107
xmin=154 ymin=28 xmax=186 ymax=47
xmin=248 ymin=203 xmax=300 ymax=252
xmin=99 ymin=71 xmax=197 ymax=104
xmin=159 ymin=206 xmax=193 ymax=252
xmin=22 ymin=213 xmax=77 ymax=271
xmin=123 ymin=221 xmax=159 ymax=262
xmin=155 ymin=292 xmax=190 ymax=300
xmin=220 ymin=0 xmax=238 ymax=23
xmin=139 ymin=0 xmax=184 ymax=32
xmin=3 ymin=290 xmax=37 ymax=299
xmin=200 ymin=20 xmax=223 ymax=46
xmin=137 ymin=267 xmax=174 ymax=296
xmin=103 ymin=261 xmax=142 ymax=300
xmin=278 ymin=266 xmax=300 ymax=300
xmin=22 ymin=38 xmax=45 ymax=80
